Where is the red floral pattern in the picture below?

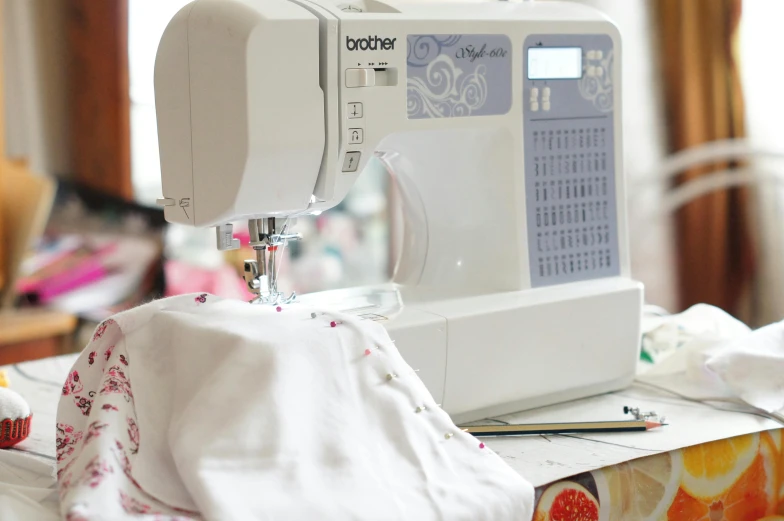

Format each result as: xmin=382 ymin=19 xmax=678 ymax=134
xmin=57 ymin=303 xmax=207 ymax=520
xmin=112 ymin=442 xmax=132 ymax=478
xmin=73 ymin=394 xmax=94 ymax=416
xmin=62 ymin=371 xmax=83 ymax=396
xmin=59 ymin=472 xmax=74 ymax=500
xmin=92 ymin=319 xmax=116 ymax=341
xmin=127 ymin=417 xmax=140 ymax=454
xmin=82 ymin=456 xmax=113 ymax=488
xmin=110 ymin=442 xmax=200 ymax=519
xmin=120 ymin=490 xmax=156 ymax=515
xmin=100 ymin=366 xmax=133 ymax=401
xmin=110 ymin=441 xmax=145 ymax=492
xmin=84 ymin=421 xmax=109 ymax=445
xmin=56 ymin=423 xmax=83 ymax=462
xmin=194 ymin=293 xmax=207 ymax=304
xmin=58 ymin=458 xmax=75 ymax=480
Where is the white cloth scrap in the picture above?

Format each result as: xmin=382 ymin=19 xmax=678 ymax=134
xmin=638 ymin=303 xmax=784 ymax=416
xmin=56 ymin=294 xmax=533 ymax=520
xmin=639 ymin=303 xmax=751 ymax=376
xmin=706 ymin=319 xmax=784 ymax=413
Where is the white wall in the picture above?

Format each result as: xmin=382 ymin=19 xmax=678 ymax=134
xmin=128 ymin=0 xmax=193 ymax=205
xmin=740 ymin=0 xmax=784 ymax=323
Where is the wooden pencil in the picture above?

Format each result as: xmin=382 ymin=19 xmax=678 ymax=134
xmin=462 ymin=420 xmax=665 ymax=437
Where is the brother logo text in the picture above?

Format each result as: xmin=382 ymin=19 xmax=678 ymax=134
xmin=346 ymin=35 xmax=397 ymax=51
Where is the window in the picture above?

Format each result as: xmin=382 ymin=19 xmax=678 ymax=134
xmin=128 ymin=0 xmax=191 ymax=205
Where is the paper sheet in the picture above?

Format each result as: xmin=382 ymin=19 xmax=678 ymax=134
xmin=484 ymin=383 xmax=780 ymax=486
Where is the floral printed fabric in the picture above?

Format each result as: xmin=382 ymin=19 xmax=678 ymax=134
xmin=57 ymin=297 xmax=201 ymax=520
xmin=56 ymin=293 xmax=532 ymax=521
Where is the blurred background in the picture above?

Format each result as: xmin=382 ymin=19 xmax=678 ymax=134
xmin=0 ymin=0 xmax=780 ymax=363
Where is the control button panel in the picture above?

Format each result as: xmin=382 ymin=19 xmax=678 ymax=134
xmin=542 ymin=86 xmax=551 ymax=112
xmin=530 ymin=87 xmax=540 ymax=112
xmin=342 ymin=151 xmax=361 ymax=172
xmin=348 ymin=128 xmax=364 ymax=144
xmin=524 ymin=33 xmax=619 ymax=287
xmin=347 ymin=102 xmax=363 ymax=118
xmin=345 ymin=102 xmax=364 ymax=172
xmin=530 ymin=87 xmax=553 ymax=111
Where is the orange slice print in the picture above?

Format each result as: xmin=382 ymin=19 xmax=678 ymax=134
xmin=681 ymin=433 xmax=760 ymax=500
xmin=667 ymin=437 xmax=776 ymax=521
xmin=593 ymin=450 xmax=682 ymax=521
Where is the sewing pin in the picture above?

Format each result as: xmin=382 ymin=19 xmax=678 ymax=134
xmin=444 ymin=433 xmax=453 ymax=440
xmin=385 ymin=373 xmax=397 ymax=381
xmin=415 ymin=406 xmax=427 ymax=413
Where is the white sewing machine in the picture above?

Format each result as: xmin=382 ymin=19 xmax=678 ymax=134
xmin=154 ymin=0 xmax=643 ymax=423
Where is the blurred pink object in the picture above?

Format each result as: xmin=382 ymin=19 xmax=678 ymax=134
xmin=36 ymin=258 xmax=109 ymax=303
xmin=164 ymin=260 xmax=254 ymax=301
xmin=234 ymin=228 xmax=251 ymax=246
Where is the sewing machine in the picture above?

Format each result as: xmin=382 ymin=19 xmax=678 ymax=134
xmin=154 ymin=0 xmax=643 ymax=423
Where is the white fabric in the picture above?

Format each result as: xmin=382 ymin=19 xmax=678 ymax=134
xmin=0 ymin=387 xmax=31 ymax=420
xmin=706 ymin=319 xmax=784 ymax=413
xmin=638 ymin=304 xmax=784 ymax=417
xmin=56 ymin=294 xmax=533 ymax=520
xmin=639 ymin=304 xmax=751 ymax=376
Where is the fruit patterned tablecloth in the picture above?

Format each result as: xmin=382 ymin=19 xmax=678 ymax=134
xmin=533 ymin=429 xmax=784 ymax=521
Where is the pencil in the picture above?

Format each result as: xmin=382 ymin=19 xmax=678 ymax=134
xmin=461 ymin=420 xmax=665 ymax=437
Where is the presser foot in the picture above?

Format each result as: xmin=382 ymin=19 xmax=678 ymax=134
xmin=243 ymin=217 xmax=301 ymax=307
xmin=249 ymin=291 xmax=298 ymax=306
xmin=243 ymin=259 xmax=297 ymax=306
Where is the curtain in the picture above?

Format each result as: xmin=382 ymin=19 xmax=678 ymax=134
xmin=653 ymin=0 xmax=754 ymax=316
xmin=65 ymin=0 xmax=132 ymax=199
